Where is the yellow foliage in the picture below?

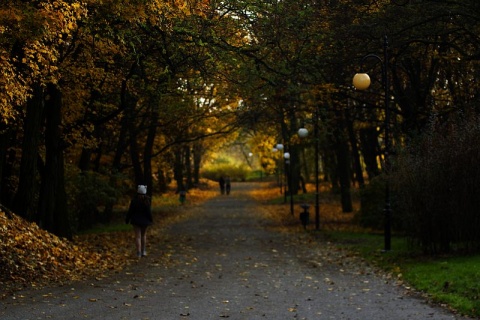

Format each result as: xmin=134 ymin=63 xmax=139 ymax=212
xmin=0 ymin=55 xmax=27 ymax=123
xmin=0 ymin=0 xmax=88 ymax=123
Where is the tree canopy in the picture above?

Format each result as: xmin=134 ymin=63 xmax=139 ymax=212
xmin=1 ymin=0 xmax=480 ymax=251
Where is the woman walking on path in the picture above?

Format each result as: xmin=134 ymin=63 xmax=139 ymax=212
xmin=125 ymin=185 xmax=153 ymax=258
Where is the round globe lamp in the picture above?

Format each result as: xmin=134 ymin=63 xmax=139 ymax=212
xmin=298 ymin=128 xmax=309 ymax=138
xmin=353 ymin=73 xmax=371 ymax=90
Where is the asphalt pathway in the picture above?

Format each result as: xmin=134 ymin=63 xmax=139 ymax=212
xmin=1 ymin=183 xmax=470 ymax=319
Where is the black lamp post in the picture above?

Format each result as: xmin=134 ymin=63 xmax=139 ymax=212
xmin=298 ymin=110 xmax=320 ymax=231
xmin=284 ymin=151 xmax=294 ymax=215
xmin=272 ymin=146 xmax=281 ymax=194
xmin=275 ymin=143 xmax=286 ymax=202
xmin=352 ymin=34 xmax=392 ymax=251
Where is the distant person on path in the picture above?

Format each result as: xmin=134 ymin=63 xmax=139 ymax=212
xmin=178 ymin=189 xmax=187 ymax=204
xmin=219 ymin=176 xmax=225 ymax=194
xmin=125 ymin=185 xmax=153 ymax=258
xmin=225 ymin=176 xmax=231 ymax=195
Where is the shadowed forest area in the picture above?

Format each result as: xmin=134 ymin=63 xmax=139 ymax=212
xmin=2 ymin=0 xmax=480 ymax=306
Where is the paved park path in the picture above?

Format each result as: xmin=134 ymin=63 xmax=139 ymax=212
xmin=1 ymin=183 xmax=470 ymax=319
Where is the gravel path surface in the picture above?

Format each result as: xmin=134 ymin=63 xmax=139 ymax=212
xmin=1 ymin=183 xmax=470 ymax=319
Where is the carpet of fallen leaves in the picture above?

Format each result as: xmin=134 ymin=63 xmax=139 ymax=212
xmin=249 ymin=181 xmax=360 ymax=232
xmin=0 ymin=211 xmax=115 ymax=298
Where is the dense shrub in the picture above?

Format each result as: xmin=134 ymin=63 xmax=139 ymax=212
xmin=391 ymin=116 xmax=480 ymax=254
xmin=66 ymin=168 xmax=124 ymax=231
xmin=356 ymin=175 xmax=386 ymax=230
xmin=355 ymin=174 xmax=405 ymax=232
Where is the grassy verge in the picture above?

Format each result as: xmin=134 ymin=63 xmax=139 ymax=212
xmin=326 ymin=231 xmax=480 ymax=318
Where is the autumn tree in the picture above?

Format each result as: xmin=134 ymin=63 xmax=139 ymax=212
xmin=0 ymin=0 xmax=88 ymax=238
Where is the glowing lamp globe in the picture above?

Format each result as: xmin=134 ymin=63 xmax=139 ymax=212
xmin=298 ymin=128 xmax=309 ymax=138
xmin=353 ymin=73 xmax=371 ymax=90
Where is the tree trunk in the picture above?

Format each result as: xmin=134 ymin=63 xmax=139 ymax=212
xmin=173 ymin=146 xmax=185 ymax=192
xmin=129 ymin=133 xmax=144 ymax=185
xmin=0 ymin=129 xmax=17 ymax=208
xmin=301 ymin=146 xmax=310 ymax=184
xmin=103 ymin=81 xmax=130 ymax=221
xmin=143 ymin=110 xmax=158 ymax=196
xmin=359 ymin=127 xmax=380 ymax=179
xmin=323 ymin=144 xmax=337 ymax=191
xmin=334 ymin=113 xmax=353 ymax=213
xmin=157 ymin=168 xmax=168 ymax=193
xmin=78 ymin=148 xmax=92 ymax=172
xmin=292 ymin=152 xmax=302 ymax=195
xmin=38 ymin=84 xmax=72 ymax=239
xmin=192 ymin=142 xmax=202 ymax=186
xmin=185 ymin=145 xmax=193 ymax=189
xmin=285 ymin=108 xmax=301 ymax=195
xmin=336 ymin=134 xmax=353 ymax=213
xmin=345 ymin=107 xmax=365 ymax=188
xmin=127 ymin=98 xmax=144 ymax=187
xmin=12 ymin=84 xmax=44 ymax=220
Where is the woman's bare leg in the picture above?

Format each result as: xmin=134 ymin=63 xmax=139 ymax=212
xmin=141 ymin=227 xmax=148 ymax=256
xmin=134 ymin=226 xmax=142 ymax=257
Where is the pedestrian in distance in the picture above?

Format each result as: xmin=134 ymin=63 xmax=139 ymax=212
xmin=225 ymin=176 xmax=231 ymax=195
xmin=178 ymin=189 xmax=187 ymax=204
xmin=125 ymin=185 xmax=153 ymax=258
xmin=219 ymin=176 xmax=225 ymax=195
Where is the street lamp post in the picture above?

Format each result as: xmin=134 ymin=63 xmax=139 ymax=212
xmin=276 ymin=143 xmax=286 ymax=202
xmin=298 ymin=111 xmax=320 ymax=231
xmin=352 ymin=34 xmax=391 ymax=251
xmin=272 ymin=147 xmax=281 ymax=194
xmin=284 ymin=151 xmax=294 ymax=215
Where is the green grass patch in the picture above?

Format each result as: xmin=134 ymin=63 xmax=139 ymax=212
xmin=327 ymin=231 xmax=480 ymax=318
xmin=403 ymin=256 xmax=480 ymax=317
